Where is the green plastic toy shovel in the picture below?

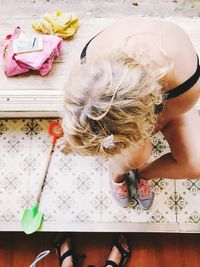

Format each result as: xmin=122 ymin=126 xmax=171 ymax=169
xmin=20 ymin=121 xmax=63 ymax=234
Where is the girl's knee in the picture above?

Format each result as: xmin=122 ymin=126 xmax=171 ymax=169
xmin=185 ymin=159 xmax=200 ymax=178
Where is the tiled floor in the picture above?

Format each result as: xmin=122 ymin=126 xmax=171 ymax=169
xmin=0 ymin=119 xmax=200 ymax=232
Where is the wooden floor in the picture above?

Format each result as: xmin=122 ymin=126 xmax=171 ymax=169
xmin=0 ymin=232 xmax=200 ymax=267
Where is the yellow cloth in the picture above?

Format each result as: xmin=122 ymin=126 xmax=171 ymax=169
xmin=32 ymin=11 xmax=79 ymax=39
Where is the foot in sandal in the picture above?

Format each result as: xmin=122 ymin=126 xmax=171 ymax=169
xmin=104 ymin=234 xmax=130 ymax=267
xmin=54 ymin=234 xmax=74 ymax=267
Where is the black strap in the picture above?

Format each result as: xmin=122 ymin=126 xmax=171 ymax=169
xmin=59 ymin=249 xmax=73 ymax=266
xmin=104 ymin=260 xmax=119 ymax=267
xmin=113 ymin=240 xmax=130 ymax=259
xmin=163 ymin=54 xmax=200 ymax=100
xmin=80 ymin=31 xmax=103 ymax=64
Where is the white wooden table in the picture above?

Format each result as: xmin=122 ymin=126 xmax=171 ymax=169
xmin=0 ymin=17 xmax=200 ymax=118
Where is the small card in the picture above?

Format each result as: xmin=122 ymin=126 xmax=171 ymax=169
xmin=13 ymin=33 xmax=43 ymax=54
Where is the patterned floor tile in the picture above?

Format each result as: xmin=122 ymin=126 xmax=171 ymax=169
xmin=175 ymin=179 xmax=200 ymax=223
xmin=0 ymin=119 xmax=34 ymax=145
xmin=40 ymin=150 xmax=102 ymax=223
xmin=1 ymin=119 xmax=198 ymax=231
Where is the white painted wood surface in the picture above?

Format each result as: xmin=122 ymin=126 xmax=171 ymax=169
xmin=0 ymin=17 xmax=200 ymax=117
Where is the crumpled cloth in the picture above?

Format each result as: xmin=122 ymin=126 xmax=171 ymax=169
xmin=2 ymin=27 xmax=63 ymax=77
xmin=32 ymin=10 xmax=79 ymax=39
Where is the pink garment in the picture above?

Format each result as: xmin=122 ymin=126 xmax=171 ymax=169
xmin=2 ymin=27 xmax=63 ymax=77
xmin=2 ymin=28 xmax=29 ymax=76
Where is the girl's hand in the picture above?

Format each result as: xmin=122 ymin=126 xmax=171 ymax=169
xmin=55 ymin=136 xmax=72 ymax=154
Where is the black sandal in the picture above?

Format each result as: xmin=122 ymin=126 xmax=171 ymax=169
xmin=104 ymin=235 xmax=130 ymax=267
xmin=54 ymin=233 xmax=85 ymax=267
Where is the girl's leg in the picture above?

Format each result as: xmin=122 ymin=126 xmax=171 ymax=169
xmin=109 ymin=139 xmax=153 ymax=182
xmin=109 ymin=108 xmax=200 ymax=208
xmin=139 ymin=108 xmax=200 ymax=179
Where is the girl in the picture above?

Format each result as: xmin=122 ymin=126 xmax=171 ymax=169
xmin=61 ymin=17 xmax=200 ymax=209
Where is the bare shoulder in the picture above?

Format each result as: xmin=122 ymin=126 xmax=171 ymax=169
xmin=121 ymin=17 xmax=198 ymax=87
xmin=159 ymin=19 xmax=198 ymax=88
xmin=158 ymin=20 xmax=200 ymax=120
xmin=160 ymin=20 xmax=196 ymax=57
xmin=119 ymin=17 xmax=196 ymax=54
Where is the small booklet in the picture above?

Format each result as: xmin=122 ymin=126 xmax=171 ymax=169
xmin=13 ymin=33 xmax=43 ymax=54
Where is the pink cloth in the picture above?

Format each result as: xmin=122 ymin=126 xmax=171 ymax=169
xmin=2 ymin=27 xmax=63 ymax=77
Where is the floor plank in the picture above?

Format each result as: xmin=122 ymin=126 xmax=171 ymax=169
xmin=0 ymin=232 xmax=200 ymax=267
xmin=10 ymin=233 xmax=43 ymax=267
xmin=0 ymin=233 xmax=10 ymax=267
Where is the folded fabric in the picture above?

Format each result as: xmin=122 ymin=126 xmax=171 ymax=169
xmin=15 ymin=34 xmax=62 ymax=75
xmin=2 ymin=27 xmax=63 ymax=77
xmin=2 ymin=27 xmax=29 ymax=76
xmin=32 ymin=10 xmax=79 ymax=39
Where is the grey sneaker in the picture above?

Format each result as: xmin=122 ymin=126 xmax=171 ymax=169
xmin=109 ymin=175 xmax=131 ymax=208
xmin=134 ymin=169 xmax=154 ymax=210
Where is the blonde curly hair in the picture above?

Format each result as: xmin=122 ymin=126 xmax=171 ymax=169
xmin=62 ymin=47 xmax=171 ymax=158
